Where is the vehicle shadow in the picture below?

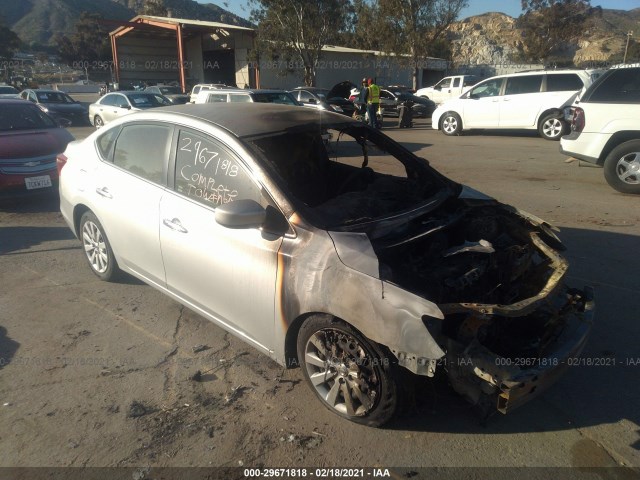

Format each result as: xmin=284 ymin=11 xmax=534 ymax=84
xmin=0 ymin=326 xmax=20 ymax=370
xmin=0 ymin=194 xmax=60 ymax=214
xmin=387 ymin=226 xmax=640 ymax=442
xmin=0 ymin=226 xmax=77 ymax=255
xmin=461 ymin=129 xmax=541 ymax=139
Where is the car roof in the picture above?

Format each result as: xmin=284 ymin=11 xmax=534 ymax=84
xmin=0 ymin=98 xmax=33 ymax=105
xmin=158 ymin=103 xmax=353 ymax=138
xmin=202 ymin=89 xmax=290 ymax=94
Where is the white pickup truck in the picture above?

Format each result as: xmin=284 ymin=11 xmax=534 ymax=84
xmin=416 ymin=75 xmax=480 ymax=104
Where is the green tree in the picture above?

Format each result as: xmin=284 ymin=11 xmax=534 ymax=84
xmin=517 ymin=0 xmax=600 ymax=63
xmin=353 ymin=0 xmax=467 ymax=89
xmin=250 ymin=0 xmax=354 ymax=86
xmin=0 ymin=21 xmax=21 ymax=82
xmin=54 ymin=12 xmax=111 ymax=67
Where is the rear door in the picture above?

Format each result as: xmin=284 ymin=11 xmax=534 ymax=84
xmin=500 ymin=74 xmax=543 ymax=127
xmin=92 ymin=122 xmax=173 ymax=287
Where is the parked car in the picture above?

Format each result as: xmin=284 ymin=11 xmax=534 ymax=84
xmin=144 ymin=85 xmax=189 ymax=104
xmin=0 ymin=99 xmax=73 ymax=198
xmin=59 ymin=103 xmax=594 ymax=426
xmin=416 ymin=75 xmax=480 ymax=105
xmin=0 ymin=85 xmax=20 ymax=99
xmin=379 ymin=89 xmax=436 ymax=118
xmin=88 ymin=91 xmax=172 ymax=128
xmin=289 ymin=86 xmax=356 ymax=117
xmin=19 ymin=89 xmax=88 ymax=126
xmin=432 ymin=70 xmax=595 ymax=140
xmin=560 ymin=65 xmax=640 ymax=194
xmin=189 ymin=83 xmax=239 ymax=103
xmin=194 ymin=89 xmax=301 ymax=106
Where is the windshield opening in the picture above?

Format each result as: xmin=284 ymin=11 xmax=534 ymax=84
xmin=36 ymin=92 xmax=74 ymax=104
xmin=246 ymin=124 xmax=448 ymax=230
xmin=0 ymin=104 xmax=59 ymax=131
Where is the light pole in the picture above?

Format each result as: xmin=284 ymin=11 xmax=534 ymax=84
xmin=623 ymin=31 xmax=633 ymax=64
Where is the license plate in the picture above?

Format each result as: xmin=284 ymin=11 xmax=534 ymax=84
xmin=25 ymin=175 xmax=52 ymax=190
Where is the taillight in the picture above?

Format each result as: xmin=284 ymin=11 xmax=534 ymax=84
xmin=56 ymin=153 xmax=68 ymax=176
xmin=572 ymin=107 xmax=585 ymax=133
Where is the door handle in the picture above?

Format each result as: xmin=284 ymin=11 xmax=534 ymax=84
xmin=96 ymin=187 xmax=112 ymax=199
xmin=163 ymin=218 xmax=188 ymax=233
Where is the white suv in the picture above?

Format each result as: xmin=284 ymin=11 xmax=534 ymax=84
xmin=432 ymin=70 xmax=595 ymax=140
xmin=560 ymin=65 xmax=640 ymax=194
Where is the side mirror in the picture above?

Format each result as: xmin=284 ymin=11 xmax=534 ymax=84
xmin=58 ymin=118 xmax=72 ymax=128
xmin=215 ymin=199 xmax=266 ymax=229
xmin=308 ymin=98 xmax=317 ymax=104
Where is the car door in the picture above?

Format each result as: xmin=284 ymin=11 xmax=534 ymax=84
xmin=500 ymin=74 xmax=543 ymax=127
xmin=462 ymin=78 xmax=503 ymax=128
xmin=97 ymin=94 xmax=128 ymax=123
xmin=159 ymin=126 xmax=283 ymax=351
xmin=92 ymin=122 xmax=172 ymax=287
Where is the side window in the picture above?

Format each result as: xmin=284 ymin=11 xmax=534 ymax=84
xmin=100 ymin=95 xmax=116 ymax=106
xmin=229 ymin=94 xmax=251 ymax=103
xmin=113 ymin=124 xmax=171 ymax=184
xmin=546 ymin=74 xmax=583 ymax=92
xmin=206 ymin=93 xmax=228 ymax=103
xmin=452 ymin=78 xmax=461 ymax=88
xmin=437 ymin=78 xmax=452 ymax=89
xmin=588 ymin=69 xmax=640 ymax=103
xmin=298 ymin=90 xmax=314 ymax=102
xmin=380 ymin=90 xmax=393 ymax=99
xmin=114 ymin=95 xmax=129 ymax=108
xmin=175 ymin=129 xmax=261 ymax=207
xmin=505 ymin=75 xmax=542 ymax=95
xmin=470 ymin=79 xmax=502 ymax=98
xmin=96 ymin=127 xmax=120 ymax=161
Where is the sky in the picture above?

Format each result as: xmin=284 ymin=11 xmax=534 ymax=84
xmin=203 ymin=0 xmax=639 ymax=22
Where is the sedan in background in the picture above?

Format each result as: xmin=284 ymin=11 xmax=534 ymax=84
xmin=289 ymin=86 xmax=356 ymax=117
xmin=19 ymin=89 xmax=88 ymax=126
xmin=0 ymin=99 xmax=74 ymax=198
xmin=379 ymin=89 xmax=436 ymax=118
xmin=144 ymin=85 xmax=190 ymax=104
xmin=0 ymin=85 xmax=20 ymax=99
xmin=88 ymin=91 xmax=172 ymax=127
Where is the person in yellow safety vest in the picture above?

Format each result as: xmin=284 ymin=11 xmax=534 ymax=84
xmin=366 ymin=78 xmax=381 ymax=129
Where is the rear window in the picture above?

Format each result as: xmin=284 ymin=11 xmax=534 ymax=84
xmin=126 ymin=93 xmax=171 ymax=108
xmin=206 ymin=94 xmax=228 ymax=103
xmin=586 ymin=68 xmax=640 ymax=104
xmin=546 ymin=74 xmax=583 ymax=92
xmin=251 ymin=92 xmax=298 ymax=105
xmin=0 ymin=103 xmax=58 ymax=131
xmin=0 ymin=86 xmax=18 ymax=94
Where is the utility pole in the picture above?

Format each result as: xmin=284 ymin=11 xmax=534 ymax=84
xmin=623 ymin=31 xmax=633 ymax=64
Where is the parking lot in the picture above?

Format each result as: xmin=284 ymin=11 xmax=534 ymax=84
xmin=1 ymin=113 xmax=639 ymax=472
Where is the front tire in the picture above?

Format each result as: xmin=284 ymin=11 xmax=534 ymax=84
xmin=441 ymin=112 xmax=462 ymax=136
xmin=603 ymin=140 xmax=640 ymax=194
xmin=94 ymin=115 xmax=104 ymax=129
xmin=80 ymin=211 xmax=120 ymax=281
xmin=297 ymin=315 xmax=398 ymax=427
xmin=538 ymin=113 xmax=566 ymax=141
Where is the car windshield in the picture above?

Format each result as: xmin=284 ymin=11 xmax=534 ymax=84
xmin=159 ymin=87 xmax=182 ymax=95
xmin=0 ymin=86 xmax=18 ymax=94
xmin=0 ymin=103 xmax=59 ymax=131
xmin=36 ymin=92 xmax=75 ymax=104
xmin=252 ymin=92 xmax=299 ymax=105
xmin=126 ymin=93 xmax=171 ymax=108
xmin=246 ymin=123 xmax=452 ymax=232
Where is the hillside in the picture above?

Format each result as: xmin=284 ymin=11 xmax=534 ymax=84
xmin=0 ymin=0 xmax=251 ymax=47
xmin=448 ymin=8 xmax=640 ymax=66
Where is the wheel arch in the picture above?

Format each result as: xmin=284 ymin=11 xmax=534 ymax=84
xmin=73 ymin=203 xmax=92 ymax=237
xmin=284 ymin=311 xmax=335 ymax=369
xmin=537 ymin=108 xmax=563 ymax=128
xmin=598 ymin=132 xmax=640 ymax=166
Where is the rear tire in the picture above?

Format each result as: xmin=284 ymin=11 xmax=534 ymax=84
xmin=79 ymin=211 xmax=121 ymax=281
xmin=603 ymin=140 xmax=640 ymax=194
xmin=538 ymin=113 xmax=566 ymax=141
xmin=441 ymin=112 xmax=462 ymax=136
xmin=297 ymin=314 xmax=399 ymax=427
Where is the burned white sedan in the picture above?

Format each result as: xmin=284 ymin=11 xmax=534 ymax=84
xmin=59 ymin=104 xmax=594 ymax=426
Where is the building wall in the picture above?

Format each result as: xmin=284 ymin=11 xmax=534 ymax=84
xmin=116 ymin=35 xmax=180 ymax=86
xmin=258 ymin=51 xmax=447 ymax=89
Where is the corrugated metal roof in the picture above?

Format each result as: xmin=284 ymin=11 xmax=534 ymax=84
xmin=110 ymin=15 xmax=255 ymax=35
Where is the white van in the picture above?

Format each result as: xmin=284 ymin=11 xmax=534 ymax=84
xmin=194 ymin=89 xmax=301 ymax=106
xmin=432 ymin=70 xmax=595 ymax=140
